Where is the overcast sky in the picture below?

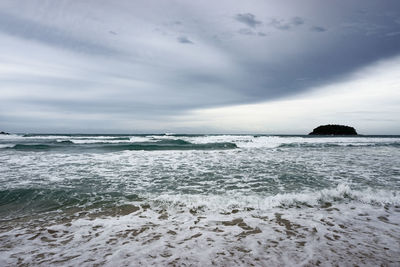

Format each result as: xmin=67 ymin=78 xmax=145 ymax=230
xmin=0 ymin=0 xmax=399 ymax=134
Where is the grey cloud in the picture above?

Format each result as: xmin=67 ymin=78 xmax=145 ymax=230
xmin=269 ymin=18 xmax=290 ymax=30
xmin=341 ymin=21 xmax=388 ymax=36
xmin=235 ymin=13 xmax=262 ymax=28
xmin=268 ymin=16 xmax=305 ymax=30
xmin=386 ymin=31 xmax=400 ymax=36
xmin=177 ymin=36 xmax=194 ymax=44
xmin=291 ymin=17 xmax=305 ymax=26
xmin=238 ymin=28 xmax=255 ymax=35
xmin=0 ymin=11 xmax=121 ymax=56
xmin=237 ymin=29 xmax=267 ymax=37
xmin=164 ymin=20 xmax=183 ymax=28
xmin=310 ymin=26 xmax=327 ymax=32
xmin=1 ymin=0 xmax=400 ymax=133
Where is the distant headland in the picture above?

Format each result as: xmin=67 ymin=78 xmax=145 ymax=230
xmin=0 ymin=131 xmax=10 ymax=135
xmin=309 ymin=124 xmax=358 ymax=135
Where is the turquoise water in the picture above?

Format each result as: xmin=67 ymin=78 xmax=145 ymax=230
xmin=0 ymin=134 xmax=400 ymax=266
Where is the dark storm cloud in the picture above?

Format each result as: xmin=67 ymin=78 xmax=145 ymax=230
xmin=268 ymin=18 xmax=290 ymax=30
xmin=236 ymin=33 xmax=400 ymax=100
xmin=0 ymin=11 xmax=120 ymax=56
xmin=268 ymin=17 xmax=305 ymax=30
xmin=234 ymin=13 xmax=262 ymax=28
xmin=177 ymin=36 xmax=193 ymax=44
xmin=237 ymin=29 xmax=267 ymax=37
xmin=1 ymin=0 xmax=400 ymax=132
xmin=386 ymin=31 xmax=400 ymax=37
xmin=291 ymin=17 xmax=305 ymax=26
xmin=310 ymin=26 xmax=327 ymax=32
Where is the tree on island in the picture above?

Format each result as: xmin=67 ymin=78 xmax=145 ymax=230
xmin=309 ymin=124 xmax=357 ymax=135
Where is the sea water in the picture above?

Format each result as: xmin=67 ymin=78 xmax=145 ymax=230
xmin=0 ymin=134 xmax=399 ymax=266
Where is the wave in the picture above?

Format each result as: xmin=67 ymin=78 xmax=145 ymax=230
xmin=2 ymin=134 xmax=400 ymax=151
xmin=11 ymin=144 xmax=54 ymax=150
xmin=98 ymin=140 xmax=237 ymax=151
xmin=56 ymin=140 xmax=74 ymax=144
xmin=0 ymin=188 xmax=141 ymax=220
xmin=184 ymin=135 xmax=400 ymax=149
xmin=129 ymin=136 xmax=156 ymax=142
xmin=150 ymin=183 xmax=400 ymax=212
xmin=69 ymin=139 xmax=131 ymax=144
xmin=1 ymin=184 xmax=398 ymax=220
xmin=4 ymin=139 xmax=237 ymax=152
xmin=278 ymin=143 xmax=341 ymax=148
xmin=278 ymin=142 xmax=400 ymax=148
xmin=0 ymin=144 xmax=14 ymax=148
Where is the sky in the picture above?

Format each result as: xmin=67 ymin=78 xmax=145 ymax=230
xmin=0 ymin=0 xmax=399 ymax=134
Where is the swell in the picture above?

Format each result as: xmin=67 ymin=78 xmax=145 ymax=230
xmin=4 ymin=139 xmax=237 ymax=151
xmin=8 ymin=142 xmax=74 ymax=150
xmin=0 ymin=188 xmax=141 ymax=221
xmin=2 ymin=184 xmax=398 ymax=221
xmin=278 ymin=142 xmax=400 ymax=148
xmin=99 ymin=140 xmax=237 ymax=151
xmin=11 ymin=144 xmax=54 ymax=150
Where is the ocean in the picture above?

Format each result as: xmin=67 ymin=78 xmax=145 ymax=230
xmin=0 ymin=134 xmax=399 ymax=266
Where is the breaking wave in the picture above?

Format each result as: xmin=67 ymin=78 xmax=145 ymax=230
xmin=4 ymin=139 xmax=237 ymax=151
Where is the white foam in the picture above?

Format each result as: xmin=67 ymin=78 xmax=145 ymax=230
xmin=0 ymin=134 xmax=26 ymax=141
xmin=129 ymin=136 xmax=156 ymax=142
xmin=2 ymin=134 xmax=399 ymax=150
xmin=0 ymin=134 xmax=131 ymax=141
xmin=150 ymin=183 xmax=400 ymax=211
xmin=0 ymin=144 xmax=14 ymax=148
xmin=184 ymin=135 xmax=400 ymax=149
xmin=70 ymin=139 xmax=131 ymax=144
xmin=2 ymin=190 xmax=399 ymax=266
xmin=4 ymin=135 xmax=71 ymax=140
xmin=1 ymin=134 xmax=400 ymax=265
xmin=70 ymin=136 xmax=129 ymax=140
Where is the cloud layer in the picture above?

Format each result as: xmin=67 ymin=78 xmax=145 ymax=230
xmin=235 ymin=13 xmax=262 ymax=28
xmin=0 ymin=0 xmax=399 ymax=133
xmin=182 ymin=56 xmax=400 ymax=135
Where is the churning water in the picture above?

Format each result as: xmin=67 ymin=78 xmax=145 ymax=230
xmin=0 ymin=134 xmax=399 ymax=266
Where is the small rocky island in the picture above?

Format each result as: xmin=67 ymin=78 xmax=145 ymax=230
xmin=0 ymin=131 xmax=10 ymax=135
xmin=309 ymin=124 xmax=358 ymax=135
